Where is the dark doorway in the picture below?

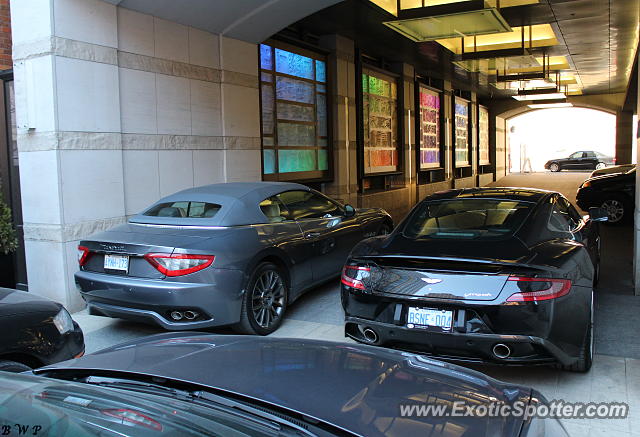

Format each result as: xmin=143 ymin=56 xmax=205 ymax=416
xmin=0 ymin=70 xmax=27 ymax=290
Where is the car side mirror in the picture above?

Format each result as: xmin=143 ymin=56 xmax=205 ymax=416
xmin=588 ymin=207 xmax=609 ymax=222
xmin=344 ymin=204 xmax=356 ymax=217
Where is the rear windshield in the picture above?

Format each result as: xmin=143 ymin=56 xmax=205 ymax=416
xmin=143 ymin=201 xmax=221 ymax=218
xmin=402 ymin=198 xmax=534 ymax=240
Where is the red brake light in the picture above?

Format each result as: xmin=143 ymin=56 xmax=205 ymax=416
xmin=101 ymin=409 xmax=163 ymax=431
xmin=506 ymin=276 xmax=572 ymax=302
xmin=341 ymin=265 xmax=371 ymax=290
xmin=77 ymin=245 xmax=91 ymax=266
xmin=144 ymin=253 xmax=215 ymax=277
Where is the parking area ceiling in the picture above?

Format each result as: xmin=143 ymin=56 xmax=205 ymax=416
xmin=102 ymin=0 xmax=344 ymax=43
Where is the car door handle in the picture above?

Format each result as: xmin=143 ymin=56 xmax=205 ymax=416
xmin=305 ymin=232 xmax=321 ymax=239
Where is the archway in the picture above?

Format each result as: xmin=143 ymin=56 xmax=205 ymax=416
xmin=506 ymin=107 xmax=617 ymax=173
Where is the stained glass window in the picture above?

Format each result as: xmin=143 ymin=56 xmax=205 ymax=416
xmin=454 ymin=98 xmax=469 ymax=166
xmin=259 ymin=44 xmax=329 ymax=180
xmin=479 ymin=105 xmax=490 ymax=165
xmin=362 ymin=69 xmax=398 ymax=174
xmin=419 ymin=87 xmax=440 ymax=169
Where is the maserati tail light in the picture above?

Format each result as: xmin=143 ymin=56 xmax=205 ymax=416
xmin=144 ymin=253 xmax=215 ymax=277
xmin=506 ymin=276 xmax=572 ymax=302
xmin=77 ymin=245 xmax=91 ymax=266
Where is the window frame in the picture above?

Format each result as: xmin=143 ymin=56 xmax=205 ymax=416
xmin=478 ymin=104 xmax=490 ymax=166
xmin=453 ymin=96 xmax=471 ymax=168
xmin=359 ymin=64 xmax=402 ymax=178
xmin=259 ymin=40 xmax=333 ymax=183
xmin=416 ymin=83 xmax=444 ymax=171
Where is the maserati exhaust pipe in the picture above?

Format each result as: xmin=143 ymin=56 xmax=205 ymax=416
xmin=362 ymin=327 xmax=379 ymax=344
xmin=493 ymin=343 xmax=511 ymax=359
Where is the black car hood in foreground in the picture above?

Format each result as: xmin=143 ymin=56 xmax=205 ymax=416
xmin=37 ymin=334 xmax=532 ymax=436
xmin=0 ymin=287 xmax=61 ymax=316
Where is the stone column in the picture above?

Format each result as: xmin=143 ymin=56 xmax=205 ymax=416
xmin=320 ymin=35 xmax=358 ymax=207
xmin=615 ymin=110 xmax=634 ymax=164
xmin=12 ymin=0 xmax=125 ymax=311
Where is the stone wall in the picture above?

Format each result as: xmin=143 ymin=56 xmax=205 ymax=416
xmin=11 ymin=0 xmax=261 ymax=309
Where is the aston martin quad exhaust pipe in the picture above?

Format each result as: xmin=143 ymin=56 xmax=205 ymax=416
xmin=362 ymin=327 xmax=379 ymax=344
xmin=493 ymin=343 xmax=511 ymax=359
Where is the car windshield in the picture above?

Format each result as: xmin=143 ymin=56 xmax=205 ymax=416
xmin=402 ymin=198 xmax=534 ymax=240
xmin=143 ymin=201 xmax=221 ymax=218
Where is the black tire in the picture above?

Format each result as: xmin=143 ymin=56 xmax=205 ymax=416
xmin=0 ymin=360 xmax=32 ymax=373
xmin=233 ymin=262 xmax=288 ymax=335
xmin=559 ymin=296 xmax=593 ymax=372
xmin=600 ymin=195 xmax=629 ymax=225
xmin=549 ymin=162 xmax=560 ymax=172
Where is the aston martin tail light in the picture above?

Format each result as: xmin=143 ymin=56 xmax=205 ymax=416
xmin=144 ymin=253 xmax=215 ymax=277
xmin=506 ymin=276 xmax=572 ymax=302
xmin=341 ymin=265 xmax=371 ymax=290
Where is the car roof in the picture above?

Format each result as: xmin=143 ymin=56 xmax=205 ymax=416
xmin=129 ymin=182 xmax=310 ymax=227
xmin=424 ymin=187 xmax=553 ymax=204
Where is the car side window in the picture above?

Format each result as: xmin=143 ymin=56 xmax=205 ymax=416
xmin=547 ymin=197 xmax=579 ymax=236
xmin=259 ymin=196 xmax=291 ymax=223
xmin=586 ymin=151 xmax=596 ymax=158
xmin=559 ymin=197 xmax=583 ymax=228
xmin=277 ymin=190 xmax=342 ymax=220
xmin=569 ymin=152 xmax=581 ymax=159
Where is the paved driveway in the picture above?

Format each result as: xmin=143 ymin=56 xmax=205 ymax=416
xmin=73 ymin=171 xmax=640 ymax=437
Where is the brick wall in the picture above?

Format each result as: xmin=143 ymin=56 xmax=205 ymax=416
xmin=0 ymin=0 xmax=10 ymax=70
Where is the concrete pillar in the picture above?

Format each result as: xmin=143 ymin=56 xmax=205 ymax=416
xmin=11 ymin=0 xmax=261 ymax=309
xmin=634 ymin=52 xmax=640 ymax=295
xmin=616 ymin=110 xmax=634 ymax=164
xmin=401 ymin=63 xmax=417 ymax=203
xmin=319 ymin=35 xmax=358 ymax=207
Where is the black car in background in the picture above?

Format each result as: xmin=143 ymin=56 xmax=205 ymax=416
xmin=342 ymin=188 xmax=605 ymax=372
xmin=577 ymin=168 xmax=636 ymax=224
xmin=545 ymin=150 xmax=614 ymax=172
xmin=21 ymin=333 xmax=569 ymax=436
xmin=0 ymin=288 xmax=84 ymax=371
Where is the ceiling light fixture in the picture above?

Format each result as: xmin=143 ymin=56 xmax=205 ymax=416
xmin=527 ymin=98 xmax=573 ymax=109
xmin=513 ymin=88 xmax=566 ymax=101
xmin=383 ymin=0 xmax=511 ymax=42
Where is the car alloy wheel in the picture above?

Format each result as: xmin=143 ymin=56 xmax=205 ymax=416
xmin=251 ymin=270 xmax=286 ymax=330
xmin=601 ymin=199 xmax=625 ymax=223
xmin=550 ymin=163 xmax=560 ymax=172
xmin=595 ymin=162 xmax=606 ymax=170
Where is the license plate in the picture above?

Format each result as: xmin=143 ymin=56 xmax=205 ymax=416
xmin=104 ymin=254 xmax=129 ymax=272
xmin=407 ymin=307 xmax=453 ymax=331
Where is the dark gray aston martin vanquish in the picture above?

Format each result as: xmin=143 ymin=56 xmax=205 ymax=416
xmin=76 ymin=182 xmax=392 ymax=334
xmin=342 ymin=187 xmax=606 ymax=372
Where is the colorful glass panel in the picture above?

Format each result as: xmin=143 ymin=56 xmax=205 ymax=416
xmin=275 ymin=48 xmax=314 ymax=80
xmin=362 ymin=70 xmax=398 ymax=174
xmin=259 ymin=44 xmax=329 ymax=178
xmin=419 ymin=87 xmax=440 ymax=169
xmin=479 ymin=106 xmax=490 ymax=165
xmin=279 ymin=150 xmax=316 ymax=173
xmin=263 ymin=149 xmax=276 ymax=174
xmin=275 ymin=77 xmax=314 ymax=104
xmin=260 ymin=44 xmax=272 ymax=70
xmin=455 ymin=98 xmax=469 ymax=166
xmin=277 ymin=122 xmax=315 ymax=147
xmin=315 ymin=60 xmax=326 ymax=83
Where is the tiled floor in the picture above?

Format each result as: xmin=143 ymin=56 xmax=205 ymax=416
xmin=72 ymin=172 xmax=640 ymax=436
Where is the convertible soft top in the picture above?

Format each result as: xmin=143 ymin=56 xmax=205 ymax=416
xmin=129 ymin=182 xmax=310 ymax=227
